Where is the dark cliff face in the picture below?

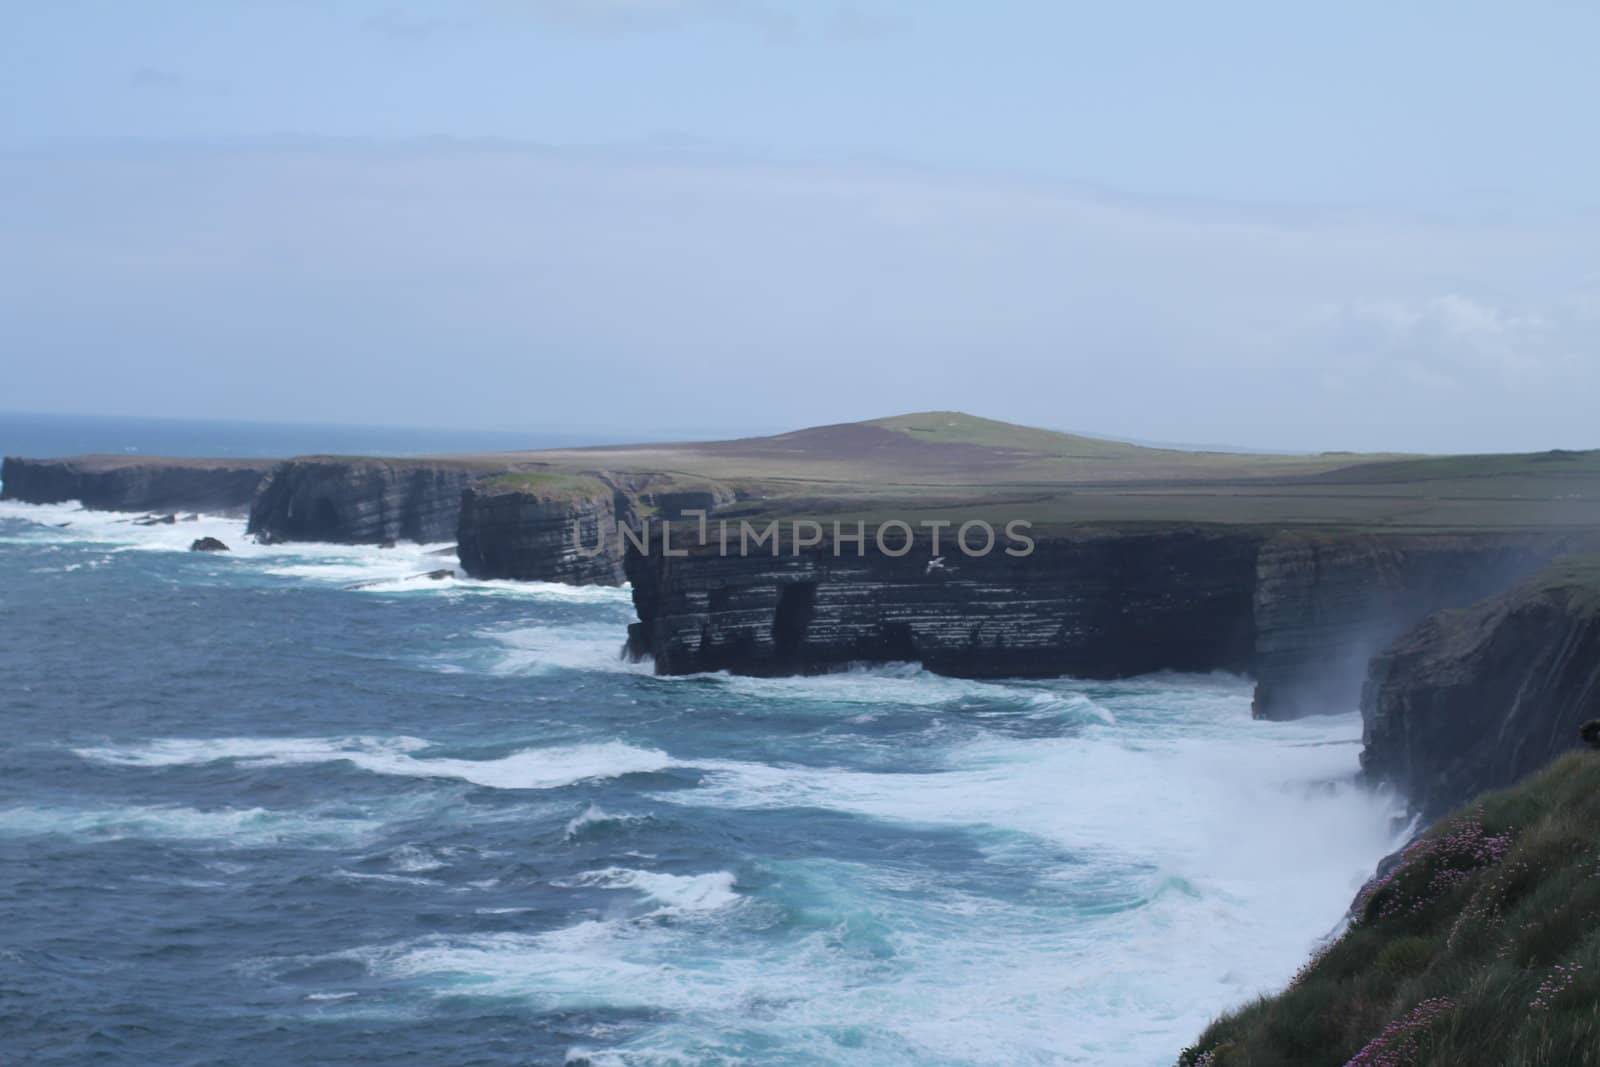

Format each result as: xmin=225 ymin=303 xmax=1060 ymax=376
xmin=456 ymin=485 xmax=629 ymax=585
xmin=455 ymin=478 xmax=736 ymax=586
xmin=624 ymin=528 xmax=1262 ymax=679
xmin=0 ymin=456 xmax=273 ymax=514
xmin=1249 ymin=532 xmax=1572 ymax=720
xmin=246 ymin=459 xmax=487 ymax=544
xmin=1361 ymin=557 xmax=1600 ymax=820
xmin=622 ymin=525 xmax=1586 ymax=708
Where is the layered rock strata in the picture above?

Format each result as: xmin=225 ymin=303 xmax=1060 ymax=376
xmin=0 ymin=455 xmax=272 ymax=514
xmin=246 ymin=458 xmax=492 ymax=544
xmin=1361 ymin=556 xmax=1600 ymax=818
xmin=624 ymin=527 xmax=1263 ymax=678
xmin=1249 ymin=532 xmax=1571 ymax=718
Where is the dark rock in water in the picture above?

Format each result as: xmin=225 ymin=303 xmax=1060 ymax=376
xmin=53 ymin=521 xmax=71 ymax=528
xmin=181 ymin=514 xmax=200 ymax=522
xmin=134 ymin=513 xmax=177 ymax=526
xmin=0 ymin=455 xmax=272 ymax=514
xmin=426 ymin=545 xmax=457 ymax=557
xmin=1580 ymin=719 xmax=1600 ymax=749
xmin=1361 ymin=555 xmax=1600 ymax=819
xmin=378 ymin=540 xmax=397 ymax=549
xmin=341 ymin=568 xmax=455 ymax=590
xmin=190 ymin=537 xmax=230 ymax=553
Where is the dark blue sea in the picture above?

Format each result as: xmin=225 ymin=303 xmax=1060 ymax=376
xmin=0 ymin=416 xmax=1401 ymax=1066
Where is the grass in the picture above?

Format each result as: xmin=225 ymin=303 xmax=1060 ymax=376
xmin=485 ymin=412 xmax=1600 ymax=532
xmin=1520 ymin=554 xmax=1600 ymax=616
xmin=235 ymin=411 xmax=1600 ymax=534
xmin=1179 ymin=751 xmax=1600 ymax=1067
xmin=868 ymin=410 xmax=1176 ymax=459
xmin=479 ymin=470 xmax=610 ymax=501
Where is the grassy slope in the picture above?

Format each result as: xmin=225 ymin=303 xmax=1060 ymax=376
xmin=477 ymin=471 xmax=612 ymax=501
xmin=467 ymin=412 xmax=1600 ymax=533
xmin=238 ymin=412 xmax=1600 ymax=533
xmin=1181 ymin=751 xmax=1600 ymax=1067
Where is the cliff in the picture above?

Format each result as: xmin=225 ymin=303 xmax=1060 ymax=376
xmin=246 ymin=458 xmax=497 ymax=544
xmin=1250 ymin=532 xmax=1569 ymax=719
xmin=1360 ymin=555 xmax=1600 ymax=820
xmin=620 ymin=526 xmax=1578 ymax=710
xmin=0 ymin=455 xmax=272 ymax=514
xmin=11 ymin=414 xmax=1597 ymax=721
xmin=624 ymin=527 xmax=1262 ymax=679
xmin=456 ymin=474 xmax=631 ymax=585
xmin=456 ymin=474 xmax=736 ymax=585
xmin=1180 ymin=750 xmax=1600 ymax=1067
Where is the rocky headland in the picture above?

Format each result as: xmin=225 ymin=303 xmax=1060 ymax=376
xmin=0 ymin=455 xmax=273 ymax=514
xmin=7 ymin=413 xmax=1599 ymax=728
xmin=456 ymin=473 xmax=633 ymax=585
xmin=245 ymin=457 xmax=504 ymax=544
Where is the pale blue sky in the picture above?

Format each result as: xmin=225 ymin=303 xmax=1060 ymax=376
xmin=4 ymin=1 xmax=1598 ymax=450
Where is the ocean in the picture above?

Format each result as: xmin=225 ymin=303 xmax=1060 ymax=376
xmin=0 ymin=416 xmax=1402 ymax=1066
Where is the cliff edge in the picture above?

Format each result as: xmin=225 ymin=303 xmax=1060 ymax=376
xmin=1360 ymin=555 xmax=1600 ymax=820
xmin=0 ymin=455 xmax=273 ymax=514
xmin=246 ymin=457 xmax=500 ymax=544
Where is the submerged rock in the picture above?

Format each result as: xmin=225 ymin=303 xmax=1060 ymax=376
xmin=134 ymin=513 xmax=177 ymax=526
xmin=189 ymin=537 xmax=230 ymax=552
xmin=340 ymin=568 xmax=454 ymax=591
xmin=1582 ymin=719 xmax=1600 ymax=748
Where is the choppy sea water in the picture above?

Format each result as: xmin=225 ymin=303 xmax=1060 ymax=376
xmin=0 ymin=500 xmax=1403 ymax=1066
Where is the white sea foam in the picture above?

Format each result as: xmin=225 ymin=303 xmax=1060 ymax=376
xmin=275 ymin=687 xmax=1402 ymax=1065
xmin=387 ymin=845 xmax=448 ymax=873
xmin=0 ymin=803 xmax=380 ymax=847
xmin=0 ymin=499 xmax=251 ymax=553
xmin=605 ymin=700 xmax=1399 ymax=1065
xmin=333 ymin=870 xmax=440 ymax=888
xmin=14 ymin=511 xmax=1405 ymax=1065
xmin=0 ymin=499 xmax=633 ymax=603
xmin=716 ymin=661 xmax=1102 ymax=710
xmin=564 ymin=804 xmax=653 ymax=840
xmin=73 ymin=735 xmax=678 ymax=791
xmin=484 ymin=625 xmax=651 ymax=677
xmin=568 ymin=867 xmax=741 ymax=914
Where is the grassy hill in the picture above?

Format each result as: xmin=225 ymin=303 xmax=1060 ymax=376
xmin=438 ymin=411 xmax=1600 ymax=533
xmin=1179 ymin=751 xmax=1600 ymax=1067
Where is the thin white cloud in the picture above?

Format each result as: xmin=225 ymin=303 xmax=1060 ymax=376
xmin=511 ymin=0 xmax=795 ymax=36
xmin=1307 ymin=293 xmax=1570 ymax=390
xmin=501 ymin=0 xmax=907 ymax=41
xmin=0 ymin=141 xmax=1594 ymax=451
xmin=128 ymin=67 xmax=185 ymax=91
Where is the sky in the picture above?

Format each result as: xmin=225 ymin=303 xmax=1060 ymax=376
xmin=3 ymin=0 xmax=1598 ymax=452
